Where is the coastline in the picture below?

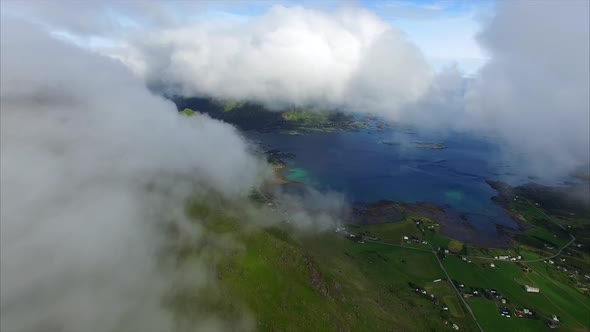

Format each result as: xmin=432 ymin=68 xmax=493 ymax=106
xmin=272 ymin=160 xmax=292 ymax=184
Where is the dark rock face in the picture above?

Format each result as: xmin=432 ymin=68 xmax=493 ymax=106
xmin=304 ymin=255 xmax=330 ymax=298
xmin=352 ymin=200 xmax=404 ymax=224
xmin=172 ymin=96 xmax=287 ymax=131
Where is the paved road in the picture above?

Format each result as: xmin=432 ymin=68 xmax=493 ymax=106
xmin=430 ymin=244 xmax=485 ymax=332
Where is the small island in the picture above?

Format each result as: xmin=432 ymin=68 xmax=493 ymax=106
xmin=416 ymin=142 xmax=446 ymax=149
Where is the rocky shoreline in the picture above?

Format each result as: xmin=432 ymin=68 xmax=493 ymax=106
xmin=351 ymin=199 xmax=516 ymax=248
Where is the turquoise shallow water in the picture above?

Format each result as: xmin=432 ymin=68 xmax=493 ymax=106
xmin=285 ymin=167 xmax=309 ymax=182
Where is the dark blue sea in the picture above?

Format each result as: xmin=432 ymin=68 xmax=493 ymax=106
xmin=245 ymin=120 xmax=574 ymax=244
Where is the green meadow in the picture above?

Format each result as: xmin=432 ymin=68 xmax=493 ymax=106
xmin=174 ymin=196 xmax=589 ymax=331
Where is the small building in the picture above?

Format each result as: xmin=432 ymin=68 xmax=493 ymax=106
xmin=547 ymin=316 xmax=560 ymax=329
xmin=489 ymin=263 xmax=495 ymax=268
xmin=524 ymin=285 xmax=540 ymax=293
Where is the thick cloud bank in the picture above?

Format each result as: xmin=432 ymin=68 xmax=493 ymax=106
xmin=3 ymin=1 xmax=589 ymax=177
xmin=2 ymin=3 xmax=434 ymax=115
xmin=120 ymin=6 xmax=434 ymax=114
xmin=0 ymin=17 xmax=265 ymax=332
xmin=464 ymin=0 xmax=590 ymax=176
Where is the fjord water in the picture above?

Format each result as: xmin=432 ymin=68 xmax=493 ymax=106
xmin=247 ymin=124 xmax=547 ymax=240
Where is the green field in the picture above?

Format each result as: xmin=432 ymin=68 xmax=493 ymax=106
xmin=173 ymin=194 xmax=590 ymax=331
xmin=443 ymin=255 xmax=590 ymax=330
xmin=215 ymin=228 xmax=479 ymax=331
xmin=281 ymin=109 xmax=329 ymax=126
xmin=352 ymin=219 xmax=422 ymax=243
xmin=468 ymin=298 xmax=547 ymax=332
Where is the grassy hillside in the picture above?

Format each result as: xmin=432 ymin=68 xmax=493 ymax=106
xmin=170 ymin=192 xmax=590 ymax=332
xmin=219 ymin=226 xmax=480 ymax=331
xmin=174 ymin=198 xmax=481 ymax=331
xmin=281 ymin=109 xmax=329 ymax=126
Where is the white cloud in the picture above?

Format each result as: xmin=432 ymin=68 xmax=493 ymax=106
xmin=3 ymin=0 xmax=588 ymax=180
xmin=463 ymin=0 xmax=590 ymax=177
xmin=0 ymin=16 xmax=266 ymax=332
xmin=121 ymin=6 xmax=434 ymax=115
xmin=1 ymin=5 xmax=588 ymax=331
xmin=1 ymin=2 xmax=437 ymax=115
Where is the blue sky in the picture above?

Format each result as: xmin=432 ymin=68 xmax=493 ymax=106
xmin=367 ymin=0 xmax=494 ymax=74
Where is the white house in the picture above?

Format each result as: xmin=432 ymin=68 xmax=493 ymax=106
xmin=524 ymin=285 xmax=540 ymax=293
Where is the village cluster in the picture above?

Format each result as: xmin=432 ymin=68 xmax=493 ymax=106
xmin=408 ymin=282 xmax=460 ymax=331
xmin=408 ymin=272 xmax=570 ymax=330
xmin=332 ymin=203 xmax=588 ymax=330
